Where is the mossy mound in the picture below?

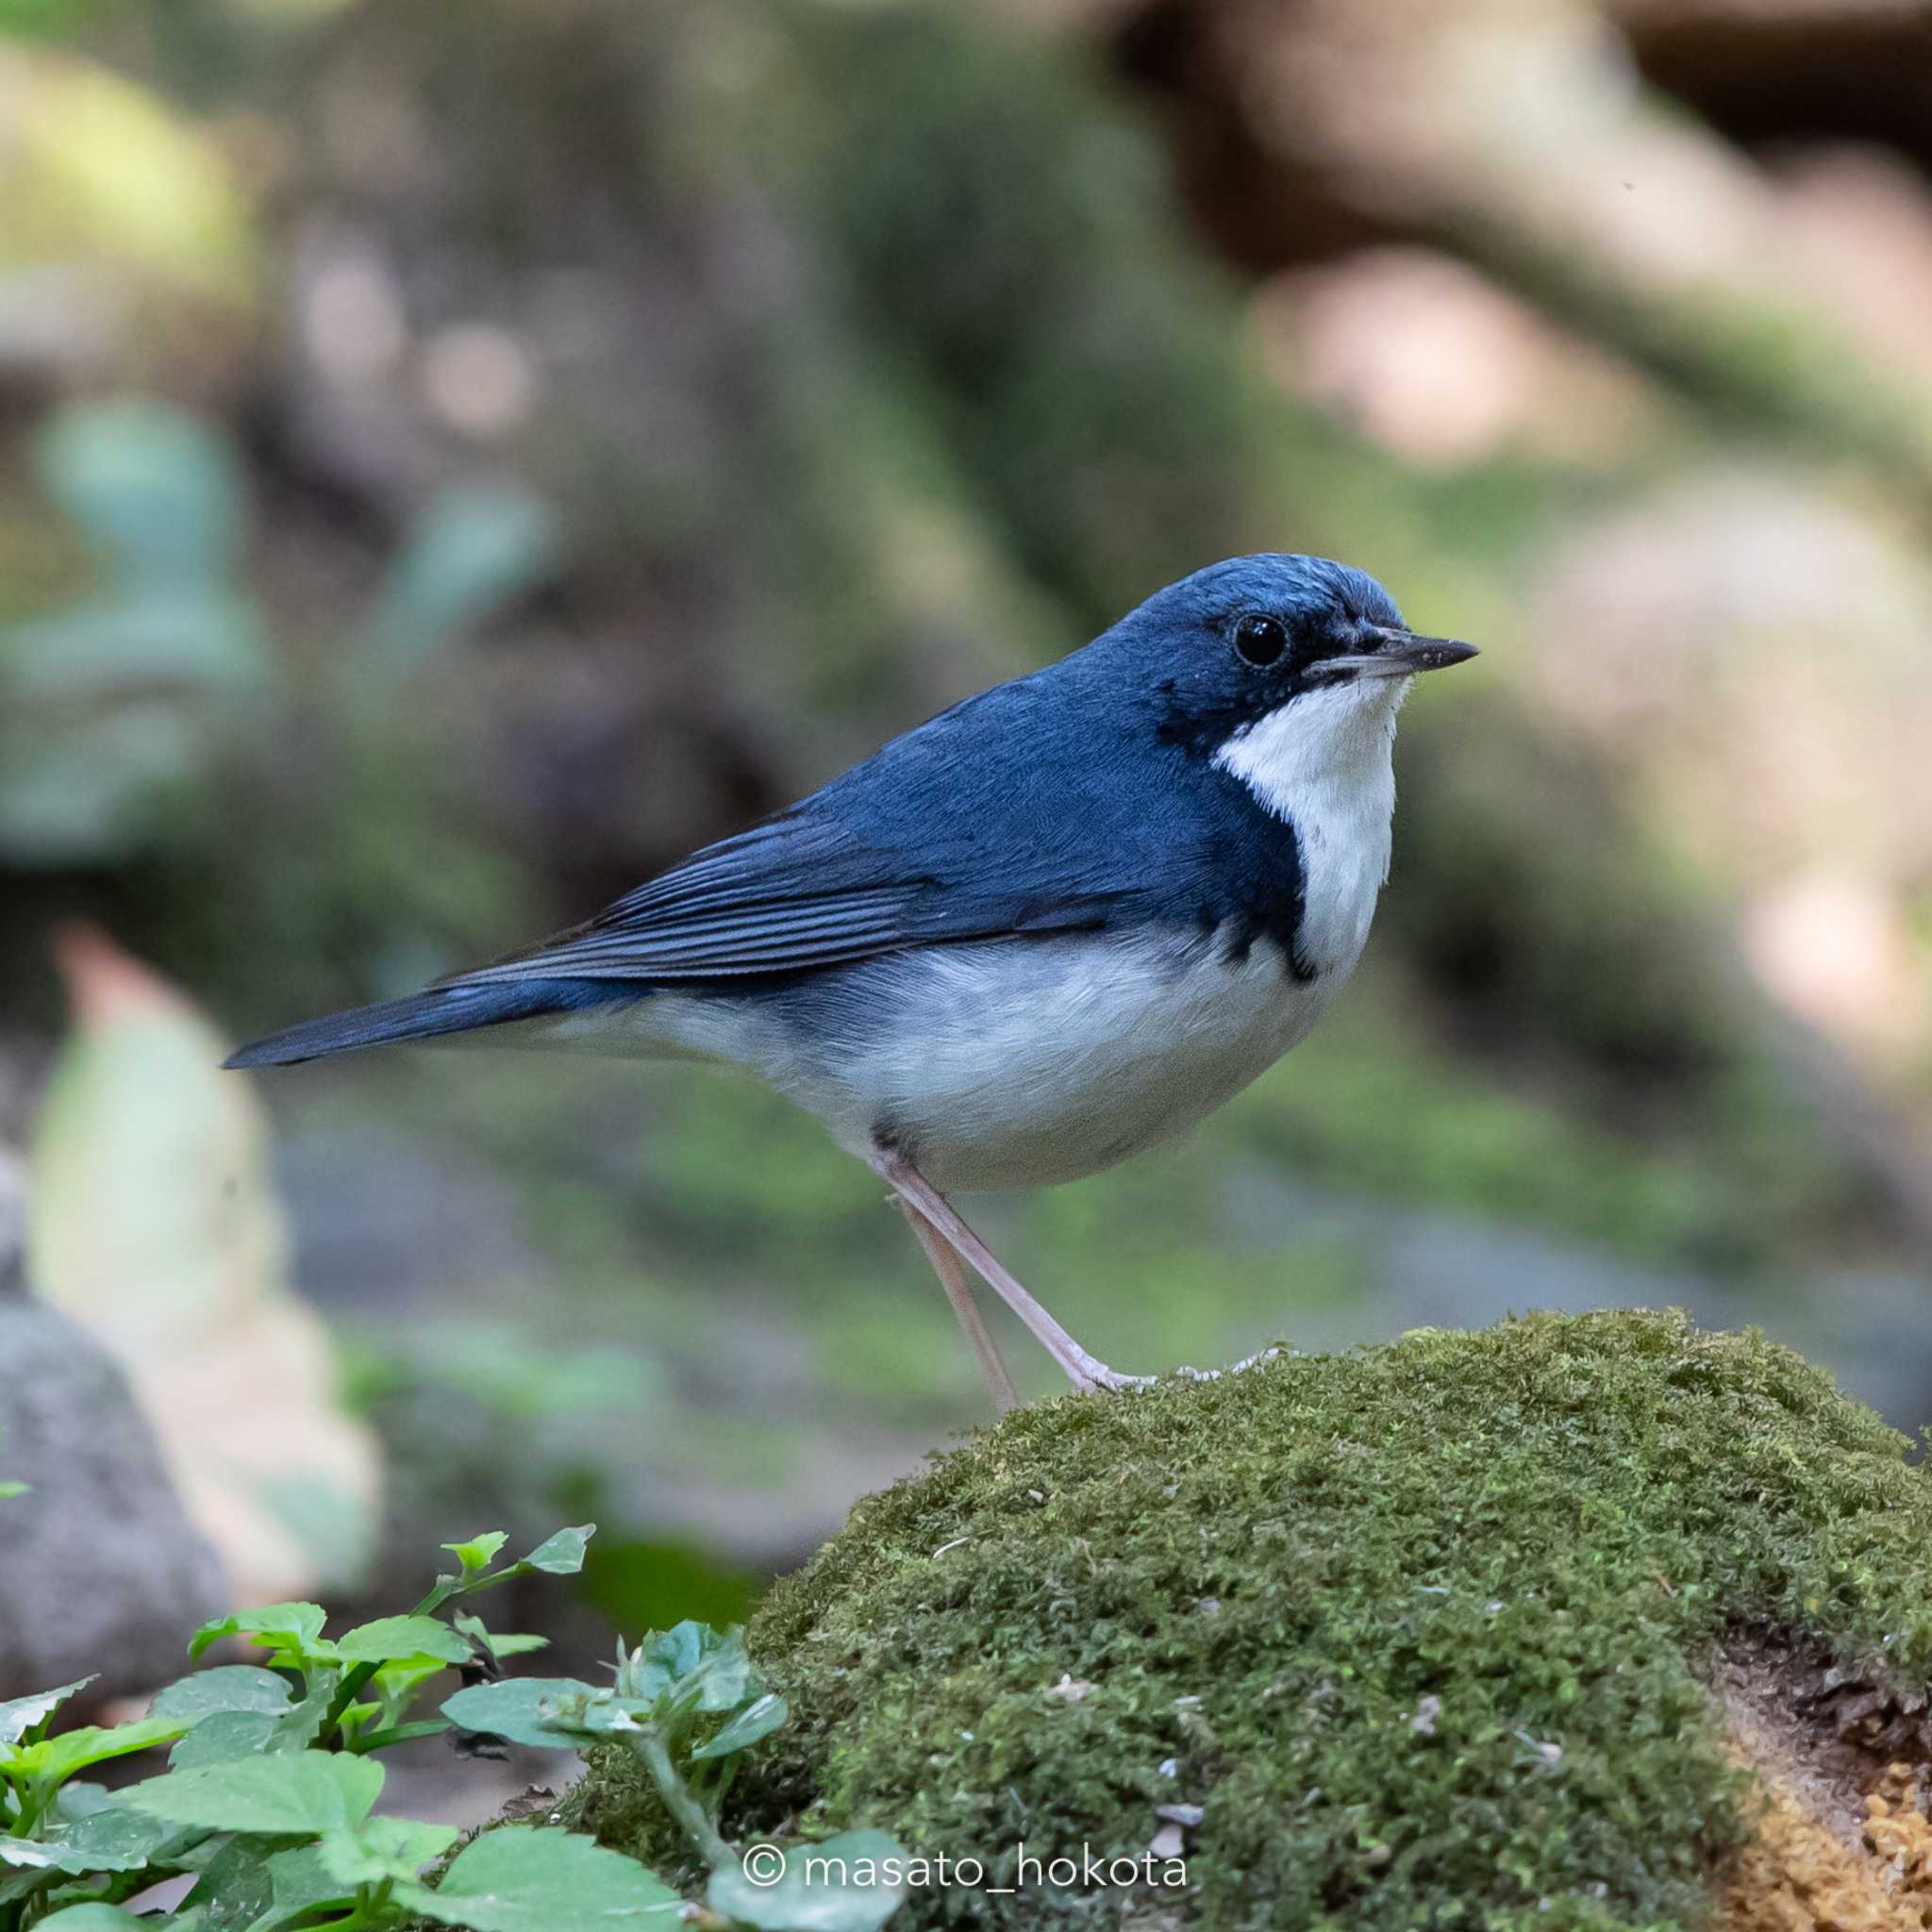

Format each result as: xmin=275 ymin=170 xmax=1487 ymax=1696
xmin=568 ymin=1312 xmax=1932 ymax=1928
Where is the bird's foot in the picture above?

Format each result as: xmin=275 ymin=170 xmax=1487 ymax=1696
xmin=1170 ymin=1346 xmax=1286 ymax=1383
xmin=1078 ymin=1345 xmax=1283 ymax=1392
xmin=1069 ymin=1359 xmax=1158 ymax=1394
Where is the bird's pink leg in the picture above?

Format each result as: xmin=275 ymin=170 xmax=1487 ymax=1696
xmin=869 ymin=1143 xmax=1150 ymax=1394
xmin=896 ymin=1202 xmax=1020 ymax=1412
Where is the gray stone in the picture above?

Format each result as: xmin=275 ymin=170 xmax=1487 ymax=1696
xmin=0 ymin=1152 xmax=227 ymax=1698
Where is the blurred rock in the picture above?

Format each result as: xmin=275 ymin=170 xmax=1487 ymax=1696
xmin=1773 ymin=145 xmax=1932 ymax=393
xmin=275 ymin=1121 xmax=547 ymax=1317
xmin=1113 ymin=0 xmax=1932 ymax=500
xmin=28 ymin=928 xmax=382 ymax=1603
xmin=0 ymin=1151 xmax=226 ymax=1699
xmin=1618 ymin=0 xmax=1924 ymax=22
xmin=1613 ymin=0 xmax=1932 ymax=183
xmin=0 ymin=1033 xmax=47 ymax=1147
xmin=1251 ymin=246 xmax=1666 ymax=468
xmin=1741 ymin=872 xmax=1929 ymax=1058
xmin=1523 ymin=470 xmax=1932 ymax=1070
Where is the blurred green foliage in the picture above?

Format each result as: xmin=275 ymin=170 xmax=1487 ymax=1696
xmin=0 ymin=401 xmax=558 ymax=870
xmin=0 ymin=0 xmax=1924 ymax=1597
xmin=0 ymin=400 xmax=560 ymax=1014
xmin=580 ymin=1541 xmax=758 ymax=1637
xmin=0 ymin=1518 xmax=717 ymax=1932
xmin=0 ymin=0 xmax=108 ymax=39
xmin=0 ymin=405 xmax=268 ymax=864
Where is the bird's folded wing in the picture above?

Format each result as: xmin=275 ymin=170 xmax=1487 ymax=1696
xmin=441 ymin=812 xmax=1119 ymax=987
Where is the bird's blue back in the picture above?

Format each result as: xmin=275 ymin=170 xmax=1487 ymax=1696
xmin=225 ymin=554 xmax=1406 ymax=1065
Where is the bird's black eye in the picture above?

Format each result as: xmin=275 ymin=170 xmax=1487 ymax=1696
xmin=1233 ymin=614 xmax=1289 ymax=668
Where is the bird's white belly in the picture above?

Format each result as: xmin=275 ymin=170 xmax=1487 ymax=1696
xmin=621 ymin=931 xmax=1358 ymax=1191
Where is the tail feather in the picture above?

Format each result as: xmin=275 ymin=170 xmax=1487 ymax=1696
xmin=225 ymin=979 xmax=610 ymax=1069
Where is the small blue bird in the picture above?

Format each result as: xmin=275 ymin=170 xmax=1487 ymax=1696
xmin=228 ymin=554 xmax=1474 ymax=1406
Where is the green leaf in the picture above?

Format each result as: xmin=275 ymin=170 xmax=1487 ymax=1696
xmin=7 ymin=592 xmax=270 ymax=697
xmin=272 ymin=1679 xmax=336 ymax=1752
xmin=371 ymin=1655 xmax=455 ymax=1706
xmin=0 ymin=1481 xmax=27 ymax=1499
xmin=479 ymin=1633 xmax=549 ymax=1659
xmin=690 ymin=1655 xmax=756 ymax=1716
xmin=521 ymin=1688 xmax=663 ymax=1741
xmin=517 ymin=1525 xmax=595 ymax=1576
xmin=641 ymin=1623 xmax=702 ymax=1680
xmin=316 ymin=1816 xmax=459 ymax=1888
xmin=167 ymin=1710 xmax=283 ymax=1770
xmin=171 ymin=1671 xmax=330 ymax=1769
xmin=123 ymin=1752 xmax=382 ymax=1835
xmin=52 ymin=1781 xmax=116 ymax=1822
xmin=397 ymin=1825 xmax=679 ymax=1932
xmin=0 ymin=1678 xmax=95 ymax=1745
xmin=0 ymin=702 xmax=207 ymax=863
xmin=262 ymin=1841 xmax=355 ymax=1929
xmin=440 ymin=1678 xmax=602 ymax=1750
xmin=0 ymin=1868 xmax=51 ymax=1908
xmin=334 ymin=1615 xmax=473 ymax=1667
xmin=166 ymin=1833 xmax=230 ymax=1877
xmin=366 ymin=484 xmax=559 ymax=666
xmin=152 ymin=1667 xmax=294 ymax=1724
xmin=180 ymin=1833 xmax=308 ymax=1932
xmin=261 ymin=1846 xmax=349 ymax=1927
xmin=38 ymin=401 xmax=248 ymax=588
xmin=442 ymin=1531 xmax=509 ymax=1573
xmin=691 ymin=1692 xmax=790 ymax=1762
xmin=706 ymin=1831 xmax=910 ymax=1932
xmin=612 ymin=1660 xmax=675 ymax=1709
xmin=452 ymin=1612 xmax=548 ymax=1663
xmin=628 ymin=1623 xmax=759 ymax=1715
xmin=0 ymin=1842 xmax=62 ymax=1872
xmin=33 ymin=1907 xmax=153 ymax=1929
xmin=62 ymin=1799 xmax=187 ymax=1871
xmin=6 ymin=1717 xmax=189 ymax=1784
xmin=189 ymin=1604 xmax=328 ymax=1664
xmin=0 ymin=1802 xmax=181 ymax=1874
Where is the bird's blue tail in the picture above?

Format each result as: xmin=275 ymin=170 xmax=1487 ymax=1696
xmin=225 ymin=978 xmax=618 ymax=1069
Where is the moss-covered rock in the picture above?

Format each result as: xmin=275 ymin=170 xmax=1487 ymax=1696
xmin=566 ymin=1312 xmax=1932 ymax=1927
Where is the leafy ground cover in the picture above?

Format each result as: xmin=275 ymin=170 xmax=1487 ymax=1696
xmin=0 ymin=1520 xmax=899 ymax=1932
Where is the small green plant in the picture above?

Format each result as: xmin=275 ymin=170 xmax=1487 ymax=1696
xmin=447 ymin=1628 xmax=906 ymax=1930
xmin=0 ymin=1524 xmax=904 ymax=1932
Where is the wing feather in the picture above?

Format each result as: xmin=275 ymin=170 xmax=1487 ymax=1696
xmin=439 ymin=675 xmax=1161 ymax=991
xmin=441 ymin=816 xmax=1115 ymax=989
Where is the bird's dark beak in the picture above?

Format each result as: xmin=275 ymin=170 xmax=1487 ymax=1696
xmin=1324 ymin=626 xmax=1479 ymax=680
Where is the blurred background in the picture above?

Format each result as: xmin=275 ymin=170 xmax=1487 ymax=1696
xmin=2 ymin=0 xmax=1930 ymax=1761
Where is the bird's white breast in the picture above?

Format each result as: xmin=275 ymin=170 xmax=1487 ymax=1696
xmin=1210 ymin=677 xmax=1404 ymax=977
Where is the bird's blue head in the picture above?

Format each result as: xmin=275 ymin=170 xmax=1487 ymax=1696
xmin=1090 ymin=552 xmax=1476 ymax=760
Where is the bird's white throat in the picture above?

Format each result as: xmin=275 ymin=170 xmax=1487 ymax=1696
xmin=1211 ymin=677 xmax=1405 ymax=978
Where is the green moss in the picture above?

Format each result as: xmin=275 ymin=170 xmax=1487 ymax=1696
xmin=567 ymin=1312 xmax=1932 ymax=1928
